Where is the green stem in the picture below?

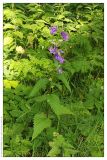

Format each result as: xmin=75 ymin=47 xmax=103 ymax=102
xmin=57 ymin=117 xmax=60 ymax=131
xmin=12 ymin=3 xmax=15 ymax=10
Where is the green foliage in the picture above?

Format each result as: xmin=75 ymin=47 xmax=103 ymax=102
xmin=47 ymin=94 xmax=72 ymax=117
xmin=4 ymin=57 xmax=54 ymax=82
xmin=29 ymin=78 xmax=49 ymax=98
xmin=47 ymin=132 xmax=78 ymax=157
xmin=32 ymin=113 xmax=51 ymax=140
xmin=57 ymin=73 xmax=71 ymax=93
xmin=3 ymin=3 xmax=104 ymax=157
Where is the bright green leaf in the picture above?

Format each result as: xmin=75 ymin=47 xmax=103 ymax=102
xmin=32 ymin=113 xmax=51 ymax=140
xmin=57 ymin=74 xmax=71 ymax=93
xmin=47 ymin=94 xmax=72 ymax=117
xmin=29 ymin=78 xmax=49 ymax=98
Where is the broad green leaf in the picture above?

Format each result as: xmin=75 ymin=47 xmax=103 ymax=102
xmin=12 ymin=18 xmax=23 ymax=25
xmin=4 ymin=36 xmax=13 ymax=46
xmin=42 ymin=27 xmax=50 ymax=37
xmin=4 ymin=9 xmax=14 ymax=19
xmin=47 ymin=94 xmax=72 ymax=117
xmin=14 ymin=31 xmax=23 ymax=39
xmin=3 ymin=80 xmax=19 ymax=89
xmin=57 ymin=74 xmax=71 ymax=93
xmin=47 ymin=146 xmax=60 ymax=157
xmin=4 ymin=23 xmax=15 ymax=30
xmin=54 ymin=21 xmax=63 ymax=27
xmin=29 ymin=78 xmax=49 ymax=98
xmin=27 ymin=33 xmax=35 ymax=44
xmin=32 ymin=113 xmax=51 ymax=140
xmin=57 ymin=15 xmax=64 ymax=20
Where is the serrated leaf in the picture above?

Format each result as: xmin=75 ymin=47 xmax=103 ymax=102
xmin=57 ymin=74 xmax=71 ymax=93
xmin=32 ymin=113 xmax=51 ymax=140
xmin=29 ymin=78 xmax=49 ymax=98
xmin=47 ymin=146 xmax=60 ymax=157
xmin=35 ymin=94 xmax=49 ymax=102
xmin=10 ymin=110 xmax=23 ymax=118
xmin=47 ymin=94 xmax=72 ymax=117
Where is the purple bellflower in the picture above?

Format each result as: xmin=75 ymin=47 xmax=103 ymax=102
xmin=48 ymin=46 xmax=58 ymax=54
xmin=61 ymin=31 xmax=69 ymax=41
xmin=50 ymin=26 xmax=57 ymax=35
xmin=54 ymin=54 xmax=64 ymax=63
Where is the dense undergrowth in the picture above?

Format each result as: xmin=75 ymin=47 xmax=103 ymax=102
xmin=3 ymin=3 xmax=104 ymax=157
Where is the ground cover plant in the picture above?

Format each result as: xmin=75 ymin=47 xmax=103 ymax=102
xmin=3 ymin=3 xmax=104 ymax=157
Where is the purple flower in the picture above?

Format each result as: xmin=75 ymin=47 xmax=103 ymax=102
xmin=61 ymin=31 xmax=69 ymax=41
xmin=54 ymin=54 xmax=64 ymax=63
xmin=59 ymin=50 xmax=64 ymax=54
xmin=50 ymin=26 xmax=57 ymax=35
xmin=58 ymin=68 xmax=63 ymax=74
xmin=48 ymin=46 xmax=58 ymax=54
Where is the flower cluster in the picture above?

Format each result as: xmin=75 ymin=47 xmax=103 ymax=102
xmin=48 ymin=26 xmax=69 ymax=64
xmin=48 ymin=26 xmax=69 ymax=73
xmin=48 ymin=46 xmax=64 ymax=64
xmin=50 ymin=26 xmax=69 ymax=41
